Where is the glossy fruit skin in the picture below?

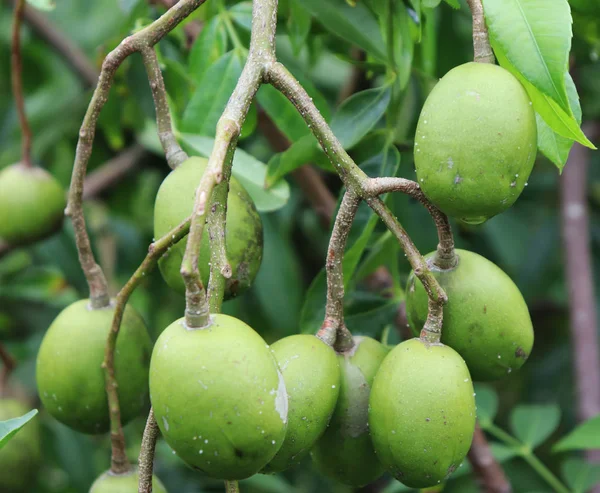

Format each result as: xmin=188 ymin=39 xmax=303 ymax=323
xmin=0 ymin=163 xmax=65 ymax=244
xmin=0 ymin=399 xmax=41 ymax=492
xmin=263 ymin=334 xmax=340 ymax=473
xmin=311 ymin=336 xmax=389 ymax=487
xmin=414 ymin=62 xmax=537 ymax=224
xmin=369 ymin=338 xmax=476 ymax=488
xmin=89 ymin=469 xmax=167 ymax=493
xmin=36 ymin=299 xmax=152 ymax=434
xmin=406 ymin=249 xmax=534 ymax=381
xmin=149 ymin=314 xmax=288 ymax=480
xmin=154 ymin=156 xmax=263 ymax=299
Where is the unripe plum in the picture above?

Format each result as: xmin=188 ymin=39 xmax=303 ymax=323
xmin=153 ymin=157 xmax=263 ymax=299
xmin=89 ymin=468 xmax=167 ymax=493
xmin=369 ymin=338 xmax=476 ymax=488
xmin=36 ymin=299 xmax=152 ymax=433
xmin=414 ymin=62 xmax=537 ymax=224
xmin=149 ymin=314 xmax=288 ymax=480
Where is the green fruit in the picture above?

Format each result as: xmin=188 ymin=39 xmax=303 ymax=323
xmin=369 ymin=338 xmax=476 ymax=488
xmin=154 ymin=156 xmax=263 ymax=299
xmin=89 ymin=468 xmax=167 ymax=493
xmin=36 ymin=299 xmax=152 ymax=434
xmin=414 ymin=62 xmax=537 ymax=224
xmin=263 ymin=334 xmax=340 ymax=473
xmin=406 ymin=249 xmax=534 ymax=381
xmin=0 ymin=163 xmax=65 ymax=244
xmin=311 ymin=336 xmax=389 ymax=487
xmin=0 ymin=399 xmax=41 ymax=492
xmin=149 ymin=314 xmax=288 ymax=480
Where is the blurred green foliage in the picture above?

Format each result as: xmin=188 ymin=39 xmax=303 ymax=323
xmin=1 ymin=0 xmax=600 ymax=491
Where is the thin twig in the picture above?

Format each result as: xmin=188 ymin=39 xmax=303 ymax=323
xmin=140 ymin=47 xmax=188 ymax=168
xmin=468 ymin=425 xmax=512 ymax=493
xmin=11 ymin=0 xmax=32 ymax=167
xmin=466 ymin=0 xmax=495 ymax=64
xmin=66 ymin=0 xmax=206 ymax=309
xmin=138 ymin=408 xmax=160 ymax=493
xmin=317 ymin=191 xmax=359 ymax=352
xmin=0 ymin=344 xmax=16 ymax=395
xmin=560 ymin=122 xmax=600 ymax=467
xmin=103 ymin=216 xmax=192 ymax=474
xmin=181 ymin=0 xmax=278 ymax=328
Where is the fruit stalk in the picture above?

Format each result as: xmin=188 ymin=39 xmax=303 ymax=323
xmin=67 ymin=0 xmax=206 ymax=309
xmin=10 ymin=0 xmax=32 ymax=168
xmin=141 ymin=46 xmax=188 ymax=168
xmin=181 ymin=0 xmax=278 ymax=329
xmin=225 ymin=480 xmax=240 ymax=493
xmin=138 ymin=408 xmax=160 ymax=493
xmin=466 ymin=0 xmax=495 ymax=64
xmin=104 ymin=215 xmax=192 ymax=474
xmin=317 ymin=190 xmax=359 ymax=351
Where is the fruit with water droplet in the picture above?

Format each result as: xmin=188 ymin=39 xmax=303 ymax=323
xmin=262 ymin=334 xmax=340 ymax=473
xmin=0 ymin=163 xmax=65 ymax=245
xmin=311 ymin=336 xmax=389 ymax=486
xmin=0 ymin=398 xmax=41 ymax=492
xmin=36 ymin=299 xmax=152 ymax=434
xmin=149 ymin=314 xmax=288 ymax=480
xmin=369 ymin=338 xmax=476 ymax=488
xmin=406 ymin=249 xmax=534 ymax=381
xmin=414 ymin=62 xmax=537 ymax=224
xmin=154 ymin=156 xmax=263 ymax=299
xmin=89 ymin=468 xmax=167 ymax=493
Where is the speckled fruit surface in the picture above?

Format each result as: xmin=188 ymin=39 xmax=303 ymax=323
xmin=406 ymin=249 xmax=534 ymax=381
xmin=36 ymin=299 xmax=152 ymax=433
xmin=149 ymin=314 xmax=288 ymax=480
xmin=414 ymin=62 xmax=537 ymax=224
xmin=311 ymin=336 xmax=389 ymax=487
xmin=154 ymin=156 xmax=263 ymax=299
xmin=89 ymin=469 xmax=167 ymax=493
xmin=0 ymin=163 xmax=65 ymax=244
xmin=369 ymin=338 xmax=476 ymax=488
xmin=263 ymin=334 xmax=340 ymax=473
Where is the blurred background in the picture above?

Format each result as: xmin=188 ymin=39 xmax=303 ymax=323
xmin=0 ymin=0 xmax=599 ymax=491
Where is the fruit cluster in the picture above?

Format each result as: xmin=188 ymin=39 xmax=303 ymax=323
xmin=19 ymin=61 xmax=536 ymax=491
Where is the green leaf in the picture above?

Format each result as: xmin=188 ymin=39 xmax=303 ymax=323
xmin=553 ymin=414 xmax=600 ymax=452
xmin=330 ymin=88 xmax=391 ymax=150
xmin=561 ymin=458 xmax=600 ymax=493
xmin=178 ymin=133 xmax=290 ymax=212
xmin=229 ymin=2 xmax=253 ymax=31
xmin=510 ymin=404 xmax=561 ymax=448
xmin=536 ymin=72 xmax=582 ymax=169
xmin=288 ymin=0 xmax=312 ymax=56
xmin=298 ymin=0 xmax=388 ymax=63
xmin=0 ymin=409 xmax=38 ymax=449
xmin=299 ymin=269 xmax=327 ymax=334
xmin=26 ymin=0 xmax=56 ymax=10
xmin=443 ymin=0 xmax=461 ymax=8
xmin=181 ymin=50 xmax=244 ymax=136
xmin=483 ymin=0 xmax=573 ymax=115
xmin=188 ymin=16 xmax=229 ymax=84
xmin=493 ymin=44 xmax=595 ymax=150
xmin=422 ymin=0 xmax=442 ymax=7
xmin=474 ymin=384 xmax=499 ymax=427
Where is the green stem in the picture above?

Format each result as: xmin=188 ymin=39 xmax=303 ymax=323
xmin=225 ymin=480 xmax=240 ymax=493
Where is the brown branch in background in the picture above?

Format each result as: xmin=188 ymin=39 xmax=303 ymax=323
xmin=466 ymin=0 xmax=495 ymax=64
xmin=337 ymin=48 xmax=368 ymax=104
xmin=138 ymin=408 xmax=160 ymax=493
xmin=468 ymin=425 xmax=512 ymax=493
xmin=11 ymin=0 xmax=32 ymax=167
xmin=0 ymin=344 xmax=17 ymax=395
xmin=560 ymin=121 xmax=600 ymax=468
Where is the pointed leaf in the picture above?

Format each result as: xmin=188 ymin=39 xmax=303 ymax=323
xmin=188 ymin=16 xmax=229 ymax=84
xmin=474 ymin=384 xmax=499 ymax=427
xmin=444 ymin=0 xmax=461 ymax=8
xmin=510 ymin=404 xmax=561 ymax=448
xmin=0 ymin=409 xmax=38 ymax=449
xmin=561 ymin=458 xmax=600 ymax=493
xmin=554 ymin=414 xmax=600 ymax=452
xmin=288 ymin=0 xmax=312 ymax=56
xmin=483 ymin=0 xmax=573 ymax=114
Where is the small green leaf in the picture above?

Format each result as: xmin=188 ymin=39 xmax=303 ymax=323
xmin=181 ymin=50 xmax=244 ymax=137
xmin=298 ymin=0 xmax=388 ymax=63
xmin=422 ymin=0 xmax=442 ymax=7
xmin=554 ymin=414 xmax=600 ymax=452
xmin=0 ymin=409 xmax=38 ymax=449
xmin=510 ymin=404 xmax=561 ymax=448
xmin=483 ymin=0 xmax=573 ymax=115
xmin=288 ymin=0 xmax=312 ymax=56
xmin=474 ymin=384 xmax=499 ymax=427
xmin=188 ymin=16 xmax=229 ymax=84
xmin=179 ymin=133 xmax=290 ymax=212
xmin=443 ymin=0 xmax=461 ymax=8
xmin=299 ymin=269 xmax=327 ymax=334
xmin=561 ymin=457 xmax=600 ymax=493
xmin=331 ymin=88 xmax=391 ymax=150
xmin=26 ymin=0 xmax=55 ymax=11
xmin=229 ymin=2 xmax=253 ymax=31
